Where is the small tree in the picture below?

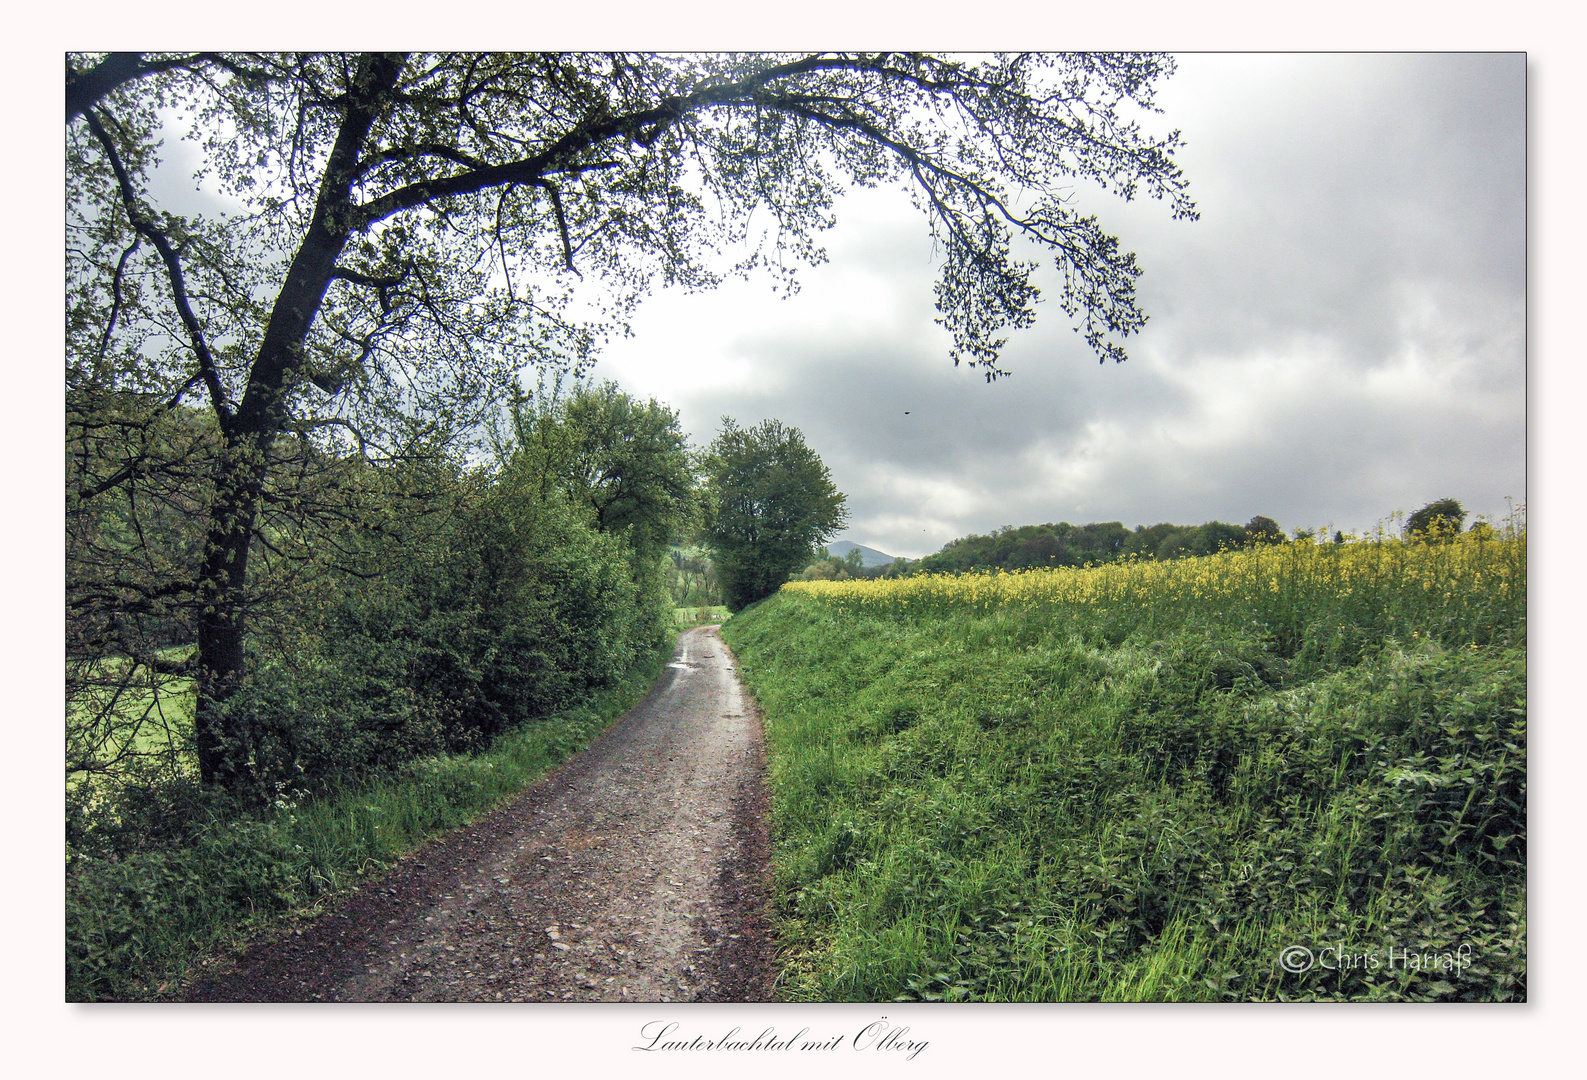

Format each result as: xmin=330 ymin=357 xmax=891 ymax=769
xmin=703 ymin=419 xmax=848 ymax=609
xmin=1244 ymin=516 xmax=1285 ymax=545
xmin=1406 ymin=498 xmax=1467 ymax=539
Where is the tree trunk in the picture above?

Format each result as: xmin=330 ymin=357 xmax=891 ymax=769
xmin=192 ymin=442 xmax=264 ymax=786
xmin=191 ymin=52 xmax=408 ymax=787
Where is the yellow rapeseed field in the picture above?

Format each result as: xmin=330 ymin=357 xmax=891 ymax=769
xmin=782 ymin=529 xmax=1525 ymax=640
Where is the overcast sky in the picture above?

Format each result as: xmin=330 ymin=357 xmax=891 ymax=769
xmin=117 ymin=52 xmax=1528 ymax=560
xmin=590 ymin=53 xmax=1526 ymax=559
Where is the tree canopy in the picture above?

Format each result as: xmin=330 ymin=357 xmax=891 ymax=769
xmin=1243 ymin=515 xmax=1285 ymax=545
xmin=505 ymin=380 xmax=693 ymax=568
xmin=67 ymin=51 xmax=1195 ymax=785
xmin=703 ymin=418 xmax=848 ymax=609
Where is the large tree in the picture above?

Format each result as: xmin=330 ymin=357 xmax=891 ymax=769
xmin=703 ymin=419 xmax=849 ymax=609
xmin=66 ymin=51 xmax=1196 ymax=785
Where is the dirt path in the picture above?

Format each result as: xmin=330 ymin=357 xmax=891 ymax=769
xmin=185 ymin=625 xmax=774 ymax=1002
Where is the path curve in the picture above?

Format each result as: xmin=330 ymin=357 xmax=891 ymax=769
xmin=186 ymin=625 xmax=774 ymax=1002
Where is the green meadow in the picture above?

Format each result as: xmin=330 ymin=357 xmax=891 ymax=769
xmin=722 ymin=531 xmax=1526 ymax=1001
xmin=672 ymin=605 xmax=732 ymax=627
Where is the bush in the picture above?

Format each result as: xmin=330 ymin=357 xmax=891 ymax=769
xmin=1406 ymin=498 xmax=1467 ymax=539
xmin=203 ymin=481 xmax=651 ymax=796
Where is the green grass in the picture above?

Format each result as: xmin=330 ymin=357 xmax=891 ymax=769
xmin=673 ymin=605 xmax=731 ymax=627
xmin=67 ymin=647 xmax=197 ymax=788
xmin=65 ymin=641 xmax=671 ymax=1002
xmin=722 ymin=551 xmax=1525 ymax=1002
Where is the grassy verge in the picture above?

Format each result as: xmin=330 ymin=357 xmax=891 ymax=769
xmin=723 ymin=536 xmax=1525 ymax=1002
xmin=66 ymin=641 xmax=670 ymax=1002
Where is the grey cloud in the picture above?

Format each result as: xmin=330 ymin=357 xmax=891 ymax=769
xmin=595 ymin=54 xmax=1525 ymax=559
xmin=1107 ymin=54 xmax=1524 ymax=370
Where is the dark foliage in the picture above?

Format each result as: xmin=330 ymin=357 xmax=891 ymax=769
xmin=1406 ymin=498 xmax=1468 ymax=539
xmin=915 ymin=515 xmax=1280 ymax=574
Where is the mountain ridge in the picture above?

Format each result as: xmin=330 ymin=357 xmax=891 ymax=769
xmin=822 ymin=540 xmax=897 ymax=568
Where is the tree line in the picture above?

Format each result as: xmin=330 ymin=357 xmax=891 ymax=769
xmin=797 ymin=498 xmax=1486 ymax=582
xmin=68 ymin=376 xmax=845 ymax=819
xmin=911 ymin=515 xmax=1289 ymax=575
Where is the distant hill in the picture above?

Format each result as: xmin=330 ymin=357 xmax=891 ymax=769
xmin=823 ymin=540 xmax=898 ymax=568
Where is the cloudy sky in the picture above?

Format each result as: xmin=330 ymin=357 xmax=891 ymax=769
xmin=589 ymin=53 xmax=1526 ymax=559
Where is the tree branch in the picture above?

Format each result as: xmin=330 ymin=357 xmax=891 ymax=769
xmin=352 ymin=56 xmax=858 ymax=227
xmin=284 ymin=415 xmax=372 ymax=457
xmin=532 ymin=179 xmax=580 ymax=275
xmin=84 ymin=108 xmax=235 ymax=431
xmin=330 ymin=263 xmax=409 ymax=316
xmin=67 ymin=51 xmax=274 ymax=123
xmin=353 ymin=141 xmax=489 ymax=178
xmin=96 ymin=235 xmax=141 ymax=363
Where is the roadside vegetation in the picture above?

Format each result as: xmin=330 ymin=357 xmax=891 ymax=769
xmin=66 ymin=368 xmax=848 ymax=1001
xmin=66 ymin=651 xmax=665 ymax=1002
xmin=723 ymin=513 xmax=1526 ymax=1001
xmin=67 ymin=382 xmax=694 ymax=1000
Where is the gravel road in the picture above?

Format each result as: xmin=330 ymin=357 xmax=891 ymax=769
xmin=185 ymin=625 xmax=774 ymax=1002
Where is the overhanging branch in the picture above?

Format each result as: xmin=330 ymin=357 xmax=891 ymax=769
xmin=67 ymin=51 xmax=274 ymax=124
